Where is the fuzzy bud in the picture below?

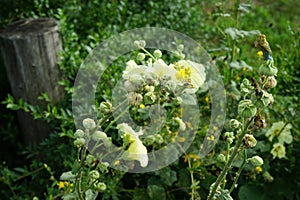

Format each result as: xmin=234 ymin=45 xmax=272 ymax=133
xmin=83 ymin=118 xmax=96 ymax=130
xmin=250 ymin=155 xmax=264 ymax=166
xmin=217 ymin=154 xmax=226 ymax=163
xmin=137 ymin=53 xmax=146 ymax=61
xmin=89 ymin=170 xmax=100 ymax=179
xmin=258 ymin=60 xmax=278 ymax=76
xmin=74 ymin=138 xmax=85 ymax=148
xmin=243 ymin=134 xmax=257 ymax=148
xmin=134 ymin=40 xmax=146 ymax=48
xmin=96 ymin=182 xmax=107 ymax=192
xmin=92 ymin=131 xmax=107 ymax=141
xmin=154 ymin=49 xmax=162 ymax=58
xmin=74 ymin=129 xmax=85 ymax=138
xmin=263 ymin=76 xmax=277 ymax=89
xmin=99 ymin=102 xmax=112 ymax=114
xmin=229 ymin=119 xmax=241 ymax=130
xmin=238 ymin=99 xmax=257 ymax=118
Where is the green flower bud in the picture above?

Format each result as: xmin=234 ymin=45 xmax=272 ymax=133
xmin=74 ymin=138 xmax=85 ymax=148
xmin=134 ymin=40 xmax=146 ymax=48
xmin=144 ymin=135 xmax=155 ymax=145
xmin=96 ymin=182 xmax=106 ymax=192
xmin=250 ymin=155 xmax=264 ymax=166
xmin=83 ymin=118 xmax=96 ymax=130
xmin=89 ymin=170 xmax=100 ymax=179
xmin=217 ymin=154 xmax=226 ymax=163
xmin=229 ymin=119 xmax=240 ymax=130
xmin=155 ymin=134 xmax=164 ymax=144
xmin=99 ymin=162 xmax=109 ymax=172
xmin=224 ymin=131 xmax=235 ymax=144
xmin=74 ymin=129 xmax=85 ymax=138
xmin=261 ymin=90 xmax=274 ymax=106
xmin=154 ymin=49 xmax=162 ymax=58
xmin=238 ymin=99 xmax=257 ymax=118
xmin=92 ymin=131 xmax=107 ymax=141
xmin=240 ymin=78 xmax=254 ymax=96
xmin=243 ymin=134 xmax=257 ymax=148
xmin=33 ymin=197 xmax=39 ymax=200
xmin=137 ymin=53 xmax=146 ymax=61
xmin=177 ymin=44 xmax=184 ymax=52
xmin=258 ymin=60 xmax=278 ymax=76
xmin=99 ymin=101 xmax=112 ymax=114
xmin=86 ymin=154 xmax=96 ymax=166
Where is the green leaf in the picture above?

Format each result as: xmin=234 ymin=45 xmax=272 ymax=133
xmin=85 ymin=189 xmax=98 ymax=200
xmin=6 ymin=103 xmax=20 ymax=110
xmin=62 ymin=193 xmax=77 ymax=200
xmin=147 ymin=185 xmax=166 ymax=200
xmin=60 ymin=171 xmax=76 ymax=181
xmin=238 ymin=185 xmax=265 ymax=200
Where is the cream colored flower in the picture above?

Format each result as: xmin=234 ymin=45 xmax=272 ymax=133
xmin=117 ymin=123 xmax=148 ymax=167
xmin=271 ymin=143 xmax=286 ymax=159
xmin=174 ymin=117 xmax=186 ymax=131
xmin=151 ymin=59 xmax=177 ymax=79
xmin=176 ymin=60 xmax=205 ymax=90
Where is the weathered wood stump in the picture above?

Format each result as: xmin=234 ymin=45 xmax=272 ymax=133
xmin=0 ymin=18 xmax=64 ymax=144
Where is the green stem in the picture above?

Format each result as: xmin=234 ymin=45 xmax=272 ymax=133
xmin=207 ymin=117 xmax=253 ymax=200
xmin=229 ymin=148 xmax=247 ymax=193
xmin=221 ymin=142 xmax=230 ymax=189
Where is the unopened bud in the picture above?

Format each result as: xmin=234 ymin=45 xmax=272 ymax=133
xmin=243 ymin=134 xmax=257 ymax=148
xmin=250 ymin=155 xmax=264 ymax=166
xmin=238 ymin=99 xmax=257 ymax=118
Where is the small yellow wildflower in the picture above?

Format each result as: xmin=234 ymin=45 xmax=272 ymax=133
xmin=255 ymin=166 xmax=263 ymax=173
xmin=257 ymin=51 xmax=263 ymax=58
xmin=207 ymin=135 xmax=215 ymax=141
xmin=139 ymin=104 xmax=145 ymax=109
xmin=58 ymin=181 xmax=72 ymax=189
xmin=205 ymin=96 xmax=209 ymax=104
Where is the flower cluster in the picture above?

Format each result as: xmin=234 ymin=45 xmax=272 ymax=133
xmin=266 ymin=121 xmax=293 ymax=159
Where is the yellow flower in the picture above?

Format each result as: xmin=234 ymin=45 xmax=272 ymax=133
xmin=255 ymin=166 xmax=262 ymax=173
xmin=57 ymin=181 xmax=72 ymax=189
xmin=139 ymin=104 xmax=145 ymax=109
xmin=257 ymin=51 xmax=263 ymax=58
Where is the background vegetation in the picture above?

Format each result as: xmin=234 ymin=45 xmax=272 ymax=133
xmin=0 ymin=0 xmax=299 ymax=199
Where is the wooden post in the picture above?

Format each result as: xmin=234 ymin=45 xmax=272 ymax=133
xmin=0 ymin=18 xmax=64 ymax=144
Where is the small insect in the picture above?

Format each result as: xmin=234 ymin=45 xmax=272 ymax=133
xmin=254 ymin=34 xmax=272 ymax=56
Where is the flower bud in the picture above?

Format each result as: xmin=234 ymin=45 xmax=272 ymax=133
xmin=99 ymin=162 xmax=109 ymax=172
xmin=137 ymin=53 xmax=146 ymax=61
xmin=217 ymin=154 xmax=226 ymax=163
xmin=86 ymin=154 xmax=96 ymax=166
xmin=263 ymin=76 xmax=277 ymax=89
xmin=99 ymin=101 xmax=112 ymax=114
xmin=154 ymin=49 xmax=162 ymax=58
xmin=127 ymin=92 xmax=143 ymax=106
xmin=89 ymin=170 xmax=100 ymax=179
xmin=261 ymin=90 xmax=274 ymax=106
xmin=155 ymin=134 xmax=164 ymax=144
xmin=74 ymin=138 xmax=85 ymax=148
xmin=224 ymin=131 xmax=234 ymax=144
xmin=74 ymin=129 xmax=85 ymax=138
xmin=229 ymin=119 xmax=240 ymax=130
xmin=177 ymin=44 xmax=184 ymax=52
xmin=144 ymin=135 xmax=155 ymax=145
xmin=243 ymin=134 xmax=257 ymax=148
xmin=238 ymin=99 xmax=257 ymax=118
xmin=250 ymin=155 xmax=264 ymax=166
xmin=92 ymin=131 xmax=107 ymax=141
xmin=96 ymin=182 xmax=107 ymax=192
xmin=134 ymin=40 xmax=146 ymax=48
xmin=258 ymin=60 xmax=278 ymax=76
xmin=83 ymin=118 xmax=96 ymax=130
